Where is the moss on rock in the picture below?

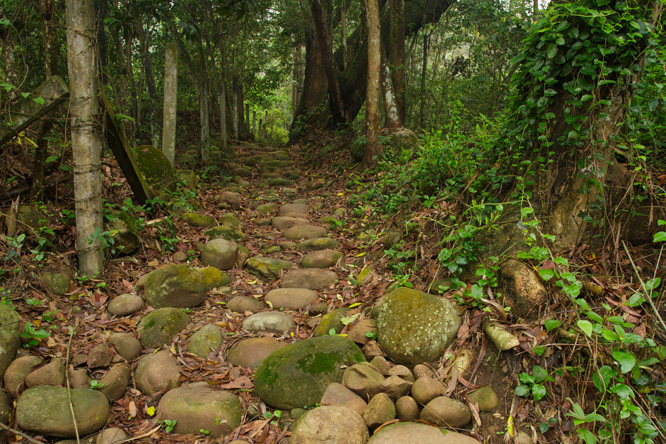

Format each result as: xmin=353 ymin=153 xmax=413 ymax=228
xmin=143 ymin=264 xmax=229 ymax=308
xmin=138 ymin=307 xmax=191 ymax=349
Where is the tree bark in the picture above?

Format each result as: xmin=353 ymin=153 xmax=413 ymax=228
xmin=220 ymin=83 xmax=228 ymax=152
xmin=380 ymin=44 xmax=400 ymax=128
xmin=419 ymin=32 xmax=429 ymax=128
xmin=162 ymin=42 xmax=177 ymax=166
xmin=364 ymin=0 xmax=382 ymax=166
xmin=388 ymin=0 xmax=405 ymax=124
xmin=66 ymin=0 xmax=104 ymax=276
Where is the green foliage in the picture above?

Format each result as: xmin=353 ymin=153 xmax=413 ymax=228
xmin=21 ymin=322 xmax=50 ymax=348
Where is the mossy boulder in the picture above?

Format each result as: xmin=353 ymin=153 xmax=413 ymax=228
xmin=181 ymin=213 xmax=217 ymax=228
xmin=156 ymin=383 xmax=241 ymax=438
xmin=187 ymin=324 xmax=223 ymax=358
xmin=143 ymin=264 xmax=230 ymax=308
xmin=206 ymin=225 xmax=245 ymax=242
xmin=254 ymin=336 xmax=366 ymax=409
xmin=137 ymin=307 xmax=191 ymax=348
xmin=201 ymin=239 xmax=238 ymax=270
xmin=245 ymin=257 xmax=293 ymax=280
xmin=297 ymin=237 xmax=341 ymax=251
xmin=133 ymin=145 xmax=177 ymax=194
xmin=385 ymin=128 xmax=419 ymax=158
xmin=40 ymin=268 xmax=73 ymax=295
xmin=0 ymin=304 xmax=20 ymax=379
xmin=176 ymin=169 xmax=198 ymax=189
xmin=16 ymin=386 xmax=109 ymax=437
xmin=104 ymin=211 xmax=140 ymax=256
xmin=17 ymin=205 xmax=47 ymax=232
xmin=377 ymin=288 xmax=461 ymax=366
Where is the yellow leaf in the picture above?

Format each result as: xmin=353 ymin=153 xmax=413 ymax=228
xmin=506 ymin=415 xmax=515 ymax=437
xmin=337 ymin=193 xmax=344 ymax=196
xmin=247 ymin=280 xmax=257 ymax=285
xmin=146 ymin=406 xmax=156 ymax=417
xmin=348 ymin=303 xmax=361 ymax=308
xmin=355 ymin=252 xmax=366 ymax=257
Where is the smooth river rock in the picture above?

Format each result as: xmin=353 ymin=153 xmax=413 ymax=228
xmin=290 ymin=406 xmax=369 ymax=444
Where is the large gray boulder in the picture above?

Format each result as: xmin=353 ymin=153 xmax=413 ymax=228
xmin=187 ymin=324 xmax=223 ymax=358
xmin=16 ymin=386 xmax=109 ymax=437
xmin=377 ymin=288 xmax=460 ymax=366
xmin=200 ymin=239 xmax=239 ymax=270
xmin=157 ymin=383 xmax=241 ymax=438
xmin=134 ymin=350 xmax=181 ymax=395
xmin=254 ymin=336 xmax=366 ymax=409
xmin=0 ymin=304 xmax=20 ymax=379
xmin=367 ymin=422 xmax=479 ymax=443
xmin=143 ymin=264 xmax=230 ymax=308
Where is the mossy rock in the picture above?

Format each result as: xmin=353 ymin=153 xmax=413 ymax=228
xmin=16 ymin=386 xmax=109 ymax=438
xmin=254 ymin=336 xmax=366 ymax=409
xmin=176 ymin=169 xmax=198 ymax=189
xmin=138 ymin=307 xmax=191 ymax=349
xmin=245 ymin=257 xmax=293 ymax=280
xmin=264 ymin=178 xmax=295 ymax=187
xmin=313 ymin=308 xmax=350 ymax=336
xmin=41 ymin=268 xmax=73 ymax=295
xmin=350 ymin=139 xmax=366 ymax=163
xmin=143 ymin=264 xmax=230 ymax=308
xmin=187 ymin=324 xmax=223 ymax=358
xmin=206 ymin=225 xmax=245 ymax=242
xmin=17 ymin=205 xmax=47 ymax=232
xmin=181 ymin=213 xmax=217 ymax=228
xmin=385 ymin=128 xmax=419 ymax=158
xmin=104 ymin=211 xmax=140 ymax=256
xmin=133 ymin=145 xmax=178 ymax=194
xmin=377 ymin=287 xmax=461 ymax=366
xmin=0 ymin=303 xmax=20 ymax=379
xmin=297 ymin=237 xmax=341 ymax=251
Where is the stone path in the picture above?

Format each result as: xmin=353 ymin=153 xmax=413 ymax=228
xmin=1 ymin=143 xmax=525 ymax=444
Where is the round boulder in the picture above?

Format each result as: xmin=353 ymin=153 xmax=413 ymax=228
xmin=0 ymin=303 xmax=20 ymax=379
xmin=187 ymin=324 xmax=223 ymax=358
xmin=226 ymin=337 xmax=285 ymax=369
xmin=377 ymin=287 xmax=460 ymax=366
xmin=134 ymin=350 xmax=181 ymax=395
xmin=157 ymin=383 xmax=241 ymax=438
xmin=143 ymin=264 xmax=230 ymax=308
xmin=290 ymin=406 xmax=369 ymax=444
xmin=138 ymin=307 xmax=190 ymax=349
xmin=16 ymin=386 xmax=109 ymax=437
xmin=367 ymin=422 xmax=479 ymax=443
xmin=254 ymin=336 xmax=366 ymax=409
xmin=201 ymin=239 xmax=239 ymax=270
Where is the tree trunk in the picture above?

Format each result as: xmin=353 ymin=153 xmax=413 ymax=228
xmin=388 ymin=0 xmax=405 ymax=124
xmin=66 ymin=0 xmax=104 ymax=277
xmin=95 ymin=0 xmax=108 ymax=84
xmin=364 ymin=0 xmax=382 ymax=166
xmin=220 ymin=83 xmax=228 ymax=152
xmin=0 ymin=26 xmax=18 ymax=105
xmin=162 ymin=42 xmax=177 ymax=166
xmin=419 ymin=32 xmax=429 ymax=128
xmin=341 ymin=0 xmax=348 ymax=69
xmin=380 ymin=45 xmax=400 ymax=128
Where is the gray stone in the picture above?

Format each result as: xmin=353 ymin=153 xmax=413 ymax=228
xmin=320 ymin=382 xmax=367 ymax=416
xmin=206 ymin=225 xmax=245 ymax=242
xmin=87 ymin=344 xmax=111 ymax=369
xmin=181 ymin=212 xmax=217 ymax=227
xmin=411 ymin=376 xmax=446 ymax=405
xmin=297 ymin=237 xmax=341 ymax=251
xmin=290 ymin=406 xmax=369 ymax=444
xmin=25 ymin=358 xmax=65 ymax=388
xmin=271 ymin=216 xmax=309 ymax=231
xmin=395 ymin=396 xmax=420 ymax=421
xmin=420 ymin=396 xmax=471 ymax=428
xmin=143 ymin=264 xmax=230 ymax=308
xmin=243 ymin=312 xmax=295 ymax=334
xmin=227 ymin=296 xmax=263 ymax=313
xmin=468 ymin=386 xmax=500 ymax=412
xmin=265 ymin=288 xmax=318 ymax=310
xmin=0 ymin=390 xmax=10 ymax=424
xmin=348 ymin=319 xmax=378 ymax=345
xmin=201 ymin=239 xmax=239 ymax=270
xmin=157 ymin=383 xmax=241 ymax=438
xmin=218 ymin=191 xmax=241 ymax=209
xmin=377 ymin=288 xmax=460 ymax=366
xmin=0 ymin=303 xmax=20 ymax=379
xmin=4 ymin=355 xmax=43 ymax=397
xmin=98 ymin=364 xmax=131 ymax=401
xmin=301 ymin=249 xmax=343 ymax=268
xmin=187 ymin=324 xmax=223 ymax=358
xmin=413 ymin=364 xmax=436 ymax=380
xmin=256 ymin=203 xmax=277 ymax=214
xmin=362 ymin=393 xmax=395 ymax=429
xmin=254 ymin=336 xmax=366 ymax=409
xmin=108 ymin=333 xmax=142 ymax=360
xmin=369 ymin=356 xmax=391 ymax=376
xmin=388 ymin=365 xmax=415 ymax=382
xmin=279 ymin=203 xmax=308 ymax=215
xmin=108 ymin=293 xmax=144 ymax=316
xmin=134 ymin=350 xmax=181 ymax=395
xmin=342 ymin=363 xmax=386 ymax=400
xmin=68 ymin=369 xmax=91 ymax=389
xmin=284 ymin=225 xmax=328 ymax=240
xmin=138 ymin=307 xmax=190 ymax=349
xmin=226 ymin=337 xmax=286 ymax=369
xmin=379 ymin=375 xmax=413 ymax=400
xmin=41 ymin=268 xmax=73 ymax=295
xmin=367 ymin=422 xmax=480 ymax=444
xmin=282 ymin=269 xmax=337 ymax=290
xmin=313 ymin=308 xmax=350 ymax=336
xmin=245 ymin=257 xmax=293 ymax=280
xmin=95 ymin=428 xmax=129 ymax=444
xmin=16 ymin=386 xmax=109 ymax=437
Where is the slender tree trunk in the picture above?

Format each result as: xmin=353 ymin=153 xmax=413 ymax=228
xmin=380 ymin=45 xmax=400 ymax=128
xmin=364 ymin=0 xmax=382 ymax=166
xmin=341 ymin=0 xmax=348 ymax=69
xmin=252 ymin=110 xmax=257 ymax=137
xmin=389 ymin=0 xmax=405 ymax=124
xmin=0 ymin=27 xmax=18 ymax=106
xmin=95 ymin=0 xmax=108 ymax=84
xmin=232 ymin=76 xmax=239 ymax=140
xmin=419 ymin=32 xmax=429 ymax=128
xmin=66 ymin=0 xmax=104 ymax=276
xmin=220 ymin=83 xmax=228 ymax=151
xmin=162 ymin=42 xmax=177 ymax=166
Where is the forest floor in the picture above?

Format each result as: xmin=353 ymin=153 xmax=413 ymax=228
xmin=0 ymin=136 xmax=664 ymax=444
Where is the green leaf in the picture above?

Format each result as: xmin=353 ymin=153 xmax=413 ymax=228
xmin=577 ymin=320 xmax=593 ymax=337
xmin=538 ymin=268 xmax=556 ymax=281
xmin=544 ymin=319 xmax=561 ymax=331
xmin=532 ymin=383 xmax=547 ymax=401
xmin=515 ymin=385 xmax=530 ymax=397
xmin=577 ymin=428 xmax=598 ymax=444
xmin=533 ymin=365 xmax=548 ymax=383
xmin=593 ymin=366 xmax=616 ymax=392
xmin=645 ymin=278 xmax=661 ymax=292
xmin=546 ymin=43 xmax=558 ymax=59
xmin=32 ymin=96 xmax=45 ymax=105
xmin=655 ymin=232 xmax=666 ymax=242
xmin=612 ymin=350 xmax=636 ymax=374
